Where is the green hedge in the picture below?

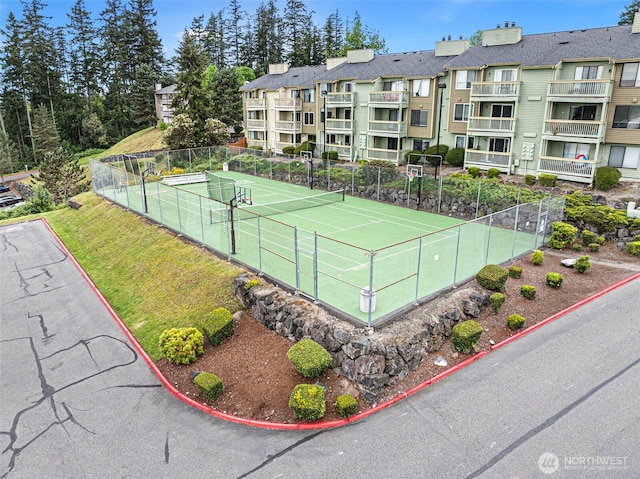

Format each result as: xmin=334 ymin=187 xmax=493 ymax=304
xmin=445 ymin=147 xmax=465 ymax=167
xmin=521 ymin=285 xmax=537 ymax=300
xmin=289 ymin=384 xmax=326 ymax=420
xmin=200 ymin=307 xmax=234 ymax=347
xmin=548 ymin=222 xmax=578 ymax=249
xmin=475 ymin=264 xmax=509 ymax=292
xmin=490 ymin=292 xmax=506 ymax=314
xmin=508 ymin=265 xmax=522 ymax=279
xmin=539 ymin=173 xmax=557 ymax=187
xmin=452 ymin=320 xmax=483 ymax=354
xmin=531 ymin=249 xmax=544 ymax=265
xmin=334 ymin=393 xmax=358 ymax=418
xmin=574 ymin=255 xmax=592 ymax=273
xmin=158 ymin=327 xmax=204 ymax=365
xmin=626 ymin=241 xmax=640 ymax=256
xmin=287 ymin=339 xmax=333 ymax=378
xmin=594 ymin=166 xmax=621 ymax=190
xmin=193 ymin=372 xmax=224 ymax=402
xmin=506 ymin=314 xmax=525 ymax=330
xmin=546 ymin=272 xmax=563 ymax=288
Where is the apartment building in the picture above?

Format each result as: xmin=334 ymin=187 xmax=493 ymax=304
xmin=236 ymin=13 xmax=640 ymax=184
xmin=154 ymin=84 xmax=177 ymax=124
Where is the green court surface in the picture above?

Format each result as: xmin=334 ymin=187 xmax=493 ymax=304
xmin=91 ymin=163 xmax=553 ymax=325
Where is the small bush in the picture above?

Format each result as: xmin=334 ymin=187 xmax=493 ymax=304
xmin=539 ymin=173 xmax=557 ymax=187
xmin=521 ymin=285 xmax=537 ymax=300
xmin=581 ymin=230 xmax=597 ymax=246
xmin=597 ymin=236 xmax=606 ymax=245
xmin=289 ymin=384 xmax=326 ymax=420
xmin=531 ymin=249 xmax=544 ymax=265
xmin=508 ymin=265 xmax=522 ymax=279
xmin=506 ymin=314 xmax=525 ymax=330
xmin=490 ymin=292 xmax=506 ymax=314
xmin=245 ymin=278 xmax=260 ymax=290
xmin=294 ymin=141 xmax=315 ymax=155
xmin=322 ymin=150 xmax=339 ymax=161
xmin=452 ymin=320 xmax=483 ymax=354
xmin=405 ymin=150 xmax=423 ymax=164
xmin=588 ymin=243 xmax=600 ymax=252
xmin=487 ymin=168 xmax=501 ymax=179
xmin=571 ymin=244 xmax=583 ymax=252
xmin=445 ymin=147 xmax=465 ymax=167
xmin=524 ymin=174 xmax=536 ymax=186
xmin=546 ymin=272 xmax=563 ymax=288
xmin=594 ymin=166 xmax=621 ymax=191
xmin=625 ymin=241 xmax=640 ymax=256
xmin=193 ymin=372 xmax=224 ymax=402
xmin=199 ymin=307 xmax=234 ymax=347
xmin=334 ymin=394 xmax=358 ymax=418
xmin=287 ymin=339 xmax=333 ymax=378
xmin=159 ymin=327 xmax=204 ymax=365
xmin=248 ymin=145 xmax=263 ymax=150
xmin=468 ymin=166 xmax=480 ymax=178
xmin=158 ymin=122 xmax=168 ymax=130
xmin=548 ymin=222 xmax=578 ymax=250
xmin=423 ymin=144 xmax=449 ymax=166
xmin=475 ymin=264 xmax=509 ymax=292
xmin=282 ymin=145 xmax=296 ymax=155
xmin=574 ymin=255 xmax=592 ymax=273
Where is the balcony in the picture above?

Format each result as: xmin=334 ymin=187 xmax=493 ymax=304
xmin=326 ymin=119 xmax=353 ymax=132
xmin=467 ymin=116 xmax=515 ymax=135
xmin=547 ymin=80 xmax=612 ymax=102
xmin=538 ymin=156 xmax=596 ymax=184
xmin=368 ymin=120 xmax=407 ymax=137
xmin=274 ymin=120 xmax=301 ymax=132
xmin=273 ymin=98 xmax=302 ymax=111
xmin=366 ymin=147 xmax=409 ymax=165
xmin=324 ymin=143 xmax=352 ymax=158
xmin=325 ymin=92 xmax=356 ymax=107
xmin=246 ymin=98 xmax=266 ymax=110
xmin=470 ymin=82 xmax=520 ymax=101
xmin=542 ymin=120 xmax=604 ymax=141
xmin=247 ymin=138 xmax=267 ymax=149
xmin=465 ymin=149 xmax=512 ymax=172
xmin=246 ymin=119 xmax=266 ymax=130
xmin=368 ymin=91 xmax=408 ymax=107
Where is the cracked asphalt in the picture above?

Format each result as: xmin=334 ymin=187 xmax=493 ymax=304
xmin=1 ymin=220 xmax=639 ymax=478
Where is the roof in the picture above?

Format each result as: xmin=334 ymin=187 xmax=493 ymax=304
xmin=155 ymin=84 xmax=177 ymax=94
xmin=447 ymin=24 xmax=640 ymax=69
xmin=240 ymin=65 xmax=326 ymax=91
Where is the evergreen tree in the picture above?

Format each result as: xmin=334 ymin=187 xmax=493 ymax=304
xmin=38 ymin=147 xmax=90 ymax=204
xmin=125 ymin=0 xmax=165 ymax=76
xmin=226 ymin=0 xmax=244 ymax=67
xmin=130 ymin=63 xmax=159 ymax=129
xmin=0 ymin=131 xmax=20 ymax=181
xmin=81 ymin=112 xmax=107 ymax=148
xmin=203 ymin=10 xmax=227 ymax=68
xmin=67 ymin=0 xmax=100 ymax=112
xmin=163 ymin=113 xmax=196 ymax=149
xmin=282 ymin=0 xmax=314 ymax=66
xmin=340 ymin=11 xmax=387 ymax=56
xmin=31 ymin=105 xmax=61 ymax=163
xmin=211 ymin=67 xmax=243 ymax=133
xmin=323 ymin=10 xmax=344 ymax=59
xmin=619 ymin=1 xmax=640 ymax=24
xmin=251 ymin=0 xmax=283 ymax=75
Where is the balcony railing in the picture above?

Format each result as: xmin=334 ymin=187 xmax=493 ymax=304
xmin=366 ymin=148 xmax=409 ymax=165
xmin=273 ymin=98 xmax=302 ymax=110
xmin=274 ymin=120 xmax=301 ymax=132
xmin=324 ymin=144 xmax=352 ymax=157
xmin=470 ymin=82 xmax=520 ymax=100
xmin=368 ymin=120 xmax=407 ymax=137
xmin=538 ymin=156 xmax=596 ymax=184
xmin=467 ymin=116 xmax=515 ymax=133
xmin=246 ymin=98 xmax=266 ymax=109
xmin=326 ymin=119 xmax=353 ymax=131
xmin=465 ymin=150 xmax=512 ymax=172
xmin=368 ymin=91 xmax=408 ymax=107
xmin=543 ymin=120 xmax=604 ymax=140
xmin=325 ymin=92 xmax=355 ymax=107
xmin=547 ymin=80 xmax=611 ymax=101
xmin=246 ymin=119 xmax=266 ymax=130
xmin=247 ymin=139 xmax=267 ymax=149
xmin=275 ymin=141 xmax=295 ymax=152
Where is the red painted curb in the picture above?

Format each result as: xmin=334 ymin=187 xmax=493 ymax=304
xmin=42 ymin=218 xmax=640 ymax=430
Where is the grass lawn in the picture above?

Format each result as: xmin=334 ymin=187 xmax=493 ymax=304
xmin=44 ymin=192 xmax=243 ymax=359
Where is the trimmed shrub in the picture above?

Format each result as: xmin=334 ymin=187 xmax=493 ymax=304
xmin=531 ymin=249 xmax=544 ymax=265
xmin=625 ymin=241 xmax=640 ymax=256
xmin=539 ymin=173 xmax=557 ymax=187
xmin=452 ymin=320 xmax=484 ymax=354
xmin=571 ymin=244 xmax=583 ymax=252
xmin=468 ymin=166 xmax=480 ymax=178
xmin=581 ymin=229 xmax=597 ymax=246
xmin=405 ymin=150 xmax=423 ymax=164
xmin=287 ymin=339 xmax=333 ymax=378
xmin=159 ymin=327 xmax=204 ymax=365
xmin=445 ymin=147 xmax=465 ymax=167
xmin=200 ymin=307 xmax=234 ymax=347
xmin=490 ymin=292 xmax=506 ymax=314
xmin=193 ymin=372 xmax=224 ymax=402
xmin=524 ymin=174 xmax=536 ymax=186
xmin=322 ymin=150 xmax=339 ymax=161
xmin=548 ymin=222 xmax=578 ymax=249
xmin=294 ymin=141 xmax=315 ymax=155
xmin=487 ymin=167 xmax=501 ymax=179
xmin=546 ymin=272 xmax=563 ymax=288
xmin=334 ymin=393 xmax=358 ymax=418
xmin=245 ymin=278 xmax=260 ymax=290
xmin=521 ymin=285 xmax=537 ymax=300
xmin=574 ymin=255 xmax=592 ymax=273
xmin=282 ymin=145 xmax=295 ymax=155
xmin=506 ymin=314 xmax=526 ymax=330
xmin=588 ymin=243 xmax=600 ymax=252
xmin=508 ymin=265 xmax=522 ymax=279
xmin=423 ymin=144 xmax=450 ymax=166
xmin=475 ymin=264 xmax=509 ymax=292
xmin=289 ymin=384 xmax=326 ymax=420
xmin=597 ymin=236 xmax=606 ymax=245
xmin=594 ymin=166 xmax=621 ymax=191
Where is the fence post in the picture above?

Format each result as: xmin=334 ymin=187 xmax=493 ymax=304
xmin=176 ymin=189 xmax=182 ymax=233
xmin=313 ymin=232 xmax=319 ymax=301
xmin=199 ymin=195 xmax=205 ymax=244
xmin=414 ymin=236 xmax=423 ymax=305
xmin=367 ymin=249 xmax=375 ymax=327
xmin=453 ymin=225 xmax=462 ymax=285
xmin=475 ymin=180 xmax=481 ymax=219
xmin=294 ymin=227 xmax=300 ymax=292
xmin=511 ymin=202 xmax=520 ymax=259
xmin=257 ymin=216 xmax=263 ymax=274
xmin=484 ymin=214 xmax=494 ymax=266
xmin=156 ymin=182 xmax=163 ymax=224
xmin=377 ymin=168 xmax=381 ymax=201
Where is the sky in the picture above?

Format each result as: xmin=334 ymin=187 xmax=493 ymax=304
xmin=0 ymin=0 xmax=632 ymax=57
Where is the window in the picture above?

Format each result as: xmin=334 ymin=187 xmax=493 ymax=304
xmin=247 ymin=111 xmax=256 ymax=119
xmin=412 ymin=79 xmax=430 ymax=97
xmin=344 ymin=135 xmax=351 ymax=146
xmin=327 ymin=134 xmax=336 ymax=144
xmin=320 ymin=83 xmax=333 ymax=94
xmin=303 ymin=89 xmax=315 ymax=103
xmin=620 ymin=63 xmax=640 ymax=87
xmin=563 ymin=142 xmax=590 ymax=159
xmin=609 ymin=146 xmax=640 ymax=168
xmin=495 ymin=69 xmax=517 ymax=82
xmin=574 ymin=66 xmax=603 ymax=80
xmin=383 ymin=80 xmax=406 ymax=91
xmin=344 ymin=82 xmax=354 ymax=92
xmin=455 ymin=136 xmax=466 ymax=148
xmin=491 ymin=104 xmax=513 ymax=118
xmin=410 ymin=110 xmax=428 ymax=127
xmin=570 ymin=105 xmax=597 ymax=121
xmin=489 ymin=138 xmax=510 ymax=152
xmin=456 ymin=70 xmax=477 ymax=89
xmin=291 ymin=90 xmax=301 ymax=98
xmin=413 ymin=139 xmax=429 ymax=151
xmin=304 ymin=112 xmax=314 ymax=125
xmin=387 ymin=138 xmax=399 ymax=150
xmin=249 ymin=131 xmax=260 ymax=140
xmin=454 ymin=103 xmax=472 ymax=122
xmin=613 ymin=106 xmax=640 ymax=129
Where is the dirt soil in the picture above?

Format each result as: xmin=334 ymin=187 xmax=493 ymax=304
xmin=155 ymin=242 xmax=640 ymax=425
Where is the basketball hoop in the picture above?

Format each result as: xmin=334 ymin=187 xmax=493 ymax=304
xmin=408 ymin=173 xmax=415 ymax=182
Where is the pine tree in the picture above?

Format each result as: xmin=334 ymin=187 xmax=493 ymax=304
xmin=211 ymin=67 xmax=243 ymax=133
xmin=203 ymin=10 xmax=227 ymax=68
xmin=67 ymin=0 xmax=100 ymax=112
xmin=125 ymin=0 xmax=165 ymax=76
xmin=81 ymin=113 xmax=107 ymax=148
xmin=226 ymin=0 xmax=244 ymax=67
xmin=38 ymin=147 xmax=90 ymax=204
xmin=340 ymin=11 xmax=387 ymax=56
xmin=0 ymin=131 xmax=20 ymax=181
xmin=251 ymin=0 xmax=283 ymax=75
xmin=31 ymin=104 xmax=61 ymax=163
xmin=323 ymin=10 xmax=344 ymax=59
xmin=619 ymin=1 xmax=640 ymax=25
xmin=130 ymin=63 xmax=159 ymax=129
xmin=282 ymin=0 xmax=314 ymax=66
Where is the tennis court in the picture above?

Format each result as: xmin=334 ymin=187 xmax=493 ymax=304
xmin=90 ymin=160 xmax=562 ymax=325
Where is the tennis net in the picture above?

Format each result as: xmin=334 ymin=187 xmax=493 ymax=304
xmin=235 ymin=189 xmax=345 ymax=220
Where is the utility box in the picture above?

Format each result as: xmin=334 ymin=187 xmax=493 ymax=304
xmin=360 ymin=286 xmax=376 ymax=313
